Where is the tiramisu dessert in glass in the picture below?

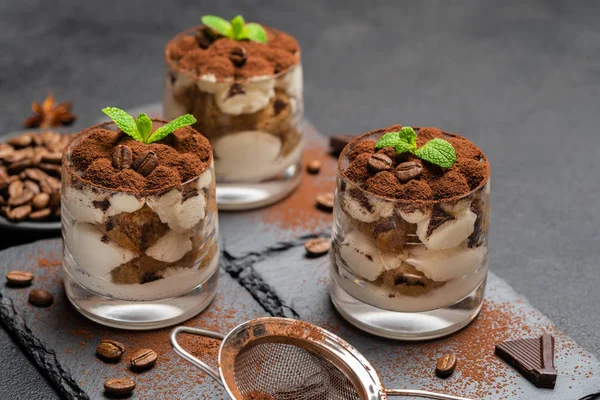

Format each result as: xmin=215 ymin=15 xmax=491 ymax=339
xmin=330 ymin=125 xmax=490 ymax=339
xmin=164 ymin=14 xmax=303 ymax=209
xmin=62 ymin=107 xmax=219 ymax=329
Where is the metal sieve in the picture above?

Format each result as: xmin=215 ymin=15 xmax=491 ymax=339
xmin=170 ymin=317 xmax=472 ymax=400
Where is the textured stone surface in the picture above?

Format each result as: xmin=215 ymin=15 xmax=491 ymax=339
xmin=2 ymin=0 xmax=600 ymax=398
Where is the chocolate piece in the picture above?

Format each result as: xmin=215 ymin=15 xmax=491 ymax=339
xmin=329 ymin=135 xmax=356 ymax=154
xmin=435 ymin=353 xmax=457 ymax=378
xmin=495 ymin=334 xmax=557 ymax=389
xmin=367 ymin=153 xmax=393 ymax=173
xmin=395 ymin=160 xmax=423 ymax=182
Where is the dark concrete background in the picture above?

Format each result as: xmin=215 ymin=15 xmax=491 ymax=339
xmin=1 ymin=0 xmax=599 ymax=398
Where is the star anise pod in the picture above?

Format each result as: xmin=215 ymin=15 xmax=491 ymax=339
xmin=24 ymin=93 xmax=77 ymax=128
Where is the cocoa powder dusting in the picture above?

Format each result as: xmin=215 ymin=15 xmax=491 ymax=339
xmin=65 ymin=121 xmax=212 ymax=194
xmin=166 ymin=26 xmax=300 ymax=81
xmin=340 ymin=125 xmax=490 ymax=202
xmin=377 ymin=300 xmax=576 ymax=399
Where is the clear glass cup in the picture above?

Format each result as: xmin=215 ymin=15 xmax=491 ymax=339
xmin=61 ymin=121 xmax=219 ymax=330
xmin=330 ymin=131 xmax=490 ymax=340
xmin=163 ymin=27 xmax=304 ymax=210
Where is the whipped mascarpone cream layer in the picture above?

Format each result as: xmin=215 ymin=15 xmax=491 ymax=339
xmin=64 ymin=168 xmax=213 ymax=280
xmin=67 ymin=252 xmax=220 ymax=301
xmin=164 ymin=67 xmax=303 ymax=181
xmin=165 ymin=65 xmax=303 ymax=117
xmin=339 ymin=184 xmax=487 ymax=283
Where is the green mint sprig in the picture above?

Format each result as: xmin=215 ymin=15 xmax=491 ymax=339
xmin=375 ymin=126 xmax=457 ymax=168
xmin=201 ymin=14 xmax=267 ymax=43
xmin=102 ymin=107 xmax=196 ymax=144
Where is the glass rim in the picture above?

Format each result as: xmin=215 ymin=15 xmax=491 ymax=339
xmin=164 ymin=25 xmax=302 ymax=84
xmin=337 ymin=128 xmax=490 ymax=205
xmin=62 ymin=120 xmax=213 ymax=196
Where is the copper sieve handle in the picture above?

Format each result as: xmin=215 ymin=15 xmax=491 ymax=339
xmin=170 ymin=326 xmax=226 ymax=387
xmin=385 ymin=389 xmax=472 ymax=400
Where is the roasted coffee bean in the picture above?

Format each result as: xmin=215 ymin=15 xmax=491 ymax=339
xmin=40 ymin=152 xmax=62 ymax=165
xmin=0 ymin=144 xmax=14 ymax=160
xmin=7 ymin=134 xmax=32 ymax=148
xmin=9 ymin=188 xmax=34 ymax=206
xmin=32 ymin=192 xmax=50 ymax=210
xmin=112 ymin=145 xmax=133 ymax=170
xmin=8 ymin=180 xmax=24 ymax=198
xmin=24 ymin=168 xmax=47 ymax=182
xmin=395 ymin=160 xmax=424 ymax=182
xmin=24 ymin=180 xmax=40 ymax=194
xmin=130 ymin=348 xmax=158 ymax=370
xmin=329 ymin=135 xmax=356 ymax=154
xmin=315 ymin=192 xmax=335 ymax=212
xmin=7 ymin=204 xmax=31 ymax=221
xmin=28 ymin=289 xmax=54 ymax=307
xmin=304 ymin=237 xmax=331 ymax=257
xmin=104 ymin=378 xmax=136 ymax=397
xmin=306 ymin=160 xmax=322 ymax=174
xmin=49 ymin=191 xmax=61 ymax=209
xmin=132 ymin=151 xmax=157 ymax=177
xmin=7 ymin=159 xmax=32 ymax=174
xmin=6 ymin=270 xmax=34 ymax=287
xmin=229 ymin=46 xmax=247 ymax=67
xmin=97 ymin=339 xmax=126 ymax=361
xmin=435 ymin=353 xmax=457 ymax=378
xmin=367 ymin=153 xmax=393 ymax=172
xmin=39 ymin=163 xmax=61 ymax=176
xmin=29 ymin=208 xmax=52 ymax=221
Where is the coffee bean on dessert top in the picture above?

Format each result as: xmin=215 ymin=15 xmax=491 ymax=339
xmin=130 ymin=348 xmax=158 ymax=371
xmin=435 ymin=353 xmax=457 ymax=378
xmin=6 ymin=270 xmax=34 ymax=287
xmin=132 ymin=151 xmax=158 ymax=177
xmin=306 ymin=160 xmax=322 ymax=174
xmin=305 ymin=237 xmax=331 ymax=257
xmin=97 ymin=340 xmax=126 ymax=362
xmin=112 ymin=145 xmax=132 ymax=170
xmin=315 ymin=192 xmax=335 ymax=212
xmin=229 ymin=46 xmax=247 ymax=67
xmin=104 ymin=377 xmax=136 ymax=397
xmin=368 ymin=153 xmax=393 ymax=173
xmin=395 ymin=160 xmax=424 ymax=183
xmin=28 ymin=289 xmax=54 ymax=307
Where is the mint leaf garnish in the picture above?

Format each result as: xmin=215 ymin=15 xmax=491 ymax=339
xmin=102 ymin=107 xmax=143 ymax=142
xmin=375 ymin=128 xmax=417 ymax=154
xmin=201 ymin=15 xmax=267 ymax=43
xmin=375 ymin=131 xmax=400 ymax=149
xmin=398 ymin=126 xmax=417 ymax=148
xmin=136 ymin=113 xmax=153 ymax=142
xmin=239 ymin=23 xmax=267 ymax=43
xmin=147 ymin=114 xmax=197 ymax=144
xmin=414 ymin=138 xmax=457 ymax=168
xmin=201 ymin=15 xmax=233 ymax=38
xmin=231 ymin=15 xmax=245 ymax=38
